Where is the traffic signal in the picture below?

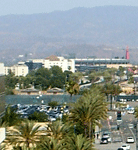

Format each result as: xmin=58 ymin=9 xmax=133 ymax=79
xmin=117 ymin=111 xmax=122 ymax=120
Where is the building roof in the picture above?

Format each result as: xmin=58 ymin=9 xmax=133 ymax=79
xmin=47 ymin=87 xmax=64 ymax=93
xmin=45 ymin=55 xmax=59 ymax=61
xmin=20 ymin=88 xmax=39 ymax=92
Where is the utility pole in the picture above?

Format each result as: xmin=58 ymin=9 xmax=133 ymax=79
xmin=136 ymin=118 xmax=138 ymax=150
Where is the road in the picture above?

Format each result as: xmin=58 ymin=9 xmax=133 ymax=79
xmin=94 ymin=101 xmax=138 ymax=150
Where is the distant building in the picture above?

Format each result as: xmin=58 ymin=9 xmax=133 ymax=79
xmin=25 ymin=60 xmax=43 ymax=72
xmin=17 ymin=88 xmax=39 ymax=95
xmin=5 ymin=63 xmax=28 ymax=76
xmin=29 ymin=55 xmax=75 ymax=73
xmin=0 ymin=63 xmax=4 ymax=75
xmin=44 ymin=55 xmax=75 ymax=73
xmin=46 ymin=87 xmax=65 ymax=95
xmin=75 ymin=58 xmax=132 ymax=72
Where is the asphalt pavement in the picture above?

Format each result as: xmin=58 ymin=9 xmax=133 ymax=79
xmin=94 ymin=101 xmax=138 ymax=150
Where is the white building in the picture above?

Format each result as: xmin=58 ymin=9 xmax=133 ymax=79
xmin=0 ymin=63 xmax=4 ymax=75
xmin=5 ymin=63 xmax=29 ymax=76
xmin=31 ymin=55 xmax=75 ymax=73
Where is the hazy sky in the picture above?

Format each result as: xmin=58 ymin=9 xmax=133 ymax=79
xmin=0 ymin=0 xmax=138 ymax=16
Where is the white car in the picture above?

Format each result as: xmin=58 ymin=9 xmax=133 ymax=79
xmin=121 ymin=144 xmax=130 ymax=150
xmin=102 ymin=133 xmax=111 ymax=143
xmin=126 ymin=137 xmax=134 ymax=143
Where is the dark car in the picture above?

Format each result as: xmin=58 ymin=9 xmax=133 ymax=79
xmin=117 ymin=148 xmax=124 ymax=150
xmin=100 ymin=138 xmax=108 ymax=144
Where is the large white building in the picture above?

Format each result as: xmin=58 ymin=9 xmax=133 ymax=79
xmin=5 ymin=63 xmax=29 ymax=76
xmin=0 ymin=63 xmax=4 ymax=75
xmin=31 ymin=55 xmax=75 ymax=73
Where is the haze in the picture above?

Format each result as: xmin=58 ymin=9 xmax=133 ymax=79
xmin=1 ymin=0 xmax=138 ymax=16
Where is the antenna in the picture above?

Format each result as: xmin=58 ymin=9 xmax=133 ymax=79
xmin=126 ymin=46 xmax=129 ymax=60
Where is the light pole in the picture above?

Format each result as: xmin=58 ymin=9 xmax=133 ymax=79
xmin=136 ymin=118 xmax=138 ymax=150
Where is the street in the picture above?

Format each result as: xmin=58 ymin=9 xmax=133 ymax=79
xmin=94 ymin=101 xmax=138 ymax=150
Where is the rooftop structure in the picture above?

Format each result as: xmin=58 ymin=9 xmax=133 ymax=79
xmin=75 ymin=58 xmax=132 ymax=72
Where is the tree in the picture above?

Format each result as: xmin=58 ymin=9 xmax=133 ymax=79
xmin=50 ymin=66 xmax=65 ymax=88
xmin=65 ymin=80 xmax=79 ymax=97
xmin=47 ymin=120 xmax=71 ymax=140
xmin=134 ymin=106 xmax=138 ymax=118
xmin=63 ymin=134 xmax=94 ymax=150
xmin=88 ymin=72 xmax=98 ymax=84
xmin=69 ymin=72 xmax=83 ymax=83
xmin=118 ymin=66 xmax=125 ymax=81
xmin=2 ymin=105 xmax=20 ymax=126
xmin=70 ymin=87 xmax=107 ymax=139
xmin=37 ymin=137 xmax=63 ymax=150
xmin=28 ymin=111 xmax=48 ymax=122
xmin=48 ymin=101 xmax=58 ymax=109
xmin=102 ymin=83 xmax=122 ymax=109
xmin=7 ymin=120 xmax=41 ymax=149
xmin=34 ymin=68 xmax=51 ymax=90
xmin=5 ymin=71 xmax=18 ymax=89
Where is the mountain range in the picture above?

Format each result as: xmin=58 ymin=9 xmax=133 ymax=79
xmin=0 ymin=6 xmax=138 ymax=65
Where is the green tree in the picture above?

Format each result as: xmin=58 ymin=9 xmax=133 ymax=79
xmin=69 ymin=72 xmax=83 ymax=83
xmin=65 ymin=80 xmax=79 ymax=97
xmin=118 ymin=66 xmax=125 ymax=81
xmin=28 ymin=111 xmax=48 ymax=122
xmin=2 ymin=105 xmax=20 ymax=126
xmin=63 ymin=134 xmax=94 ymax=150
xmin=47 ymin=120 xmax=71 ymax=140
xmin=5 ymin=71 xmax=18 ymax=89
xmin=37 ymin=137 xmax=63 ymax=150
xmin=34 ymin=68 xmax=51 ymax=90
xmin=88 ymin=72 xmax=98 ymax=84
xmin=48 ymin=101 xmax=58 ymax=109
xmin=134 ymin=106 xmax=138 ymax=118
xmin=70 ymin=87 xmax=107 ymax=139
xmin=50 ymin=66 xmax=65 ymax=88
xmin=7 ymin=120 xmax=41 ymax=149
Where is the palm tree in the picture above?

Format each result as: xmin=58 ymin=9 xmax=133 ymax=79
xmin=88 ymin=72 xmax=98 ymax=84
xmin=37 ymin=137 xmax=63 ymax=150
xmin=69 ymin=72 xmax=83 ymax=83
xmin=2 ymin=105 xmax=20 ymax=126
xmin=7 ymin=120 xmax=41 ymax=149
xmin=63 ymin=134 xmax=94 ymax=150
xmin=70 ymin=87 xmax=107 ymax=139
xmin=65 ymin=80 xmax=79 ymax=97
xmin=47 ymin=120 xmax=71 ymax=140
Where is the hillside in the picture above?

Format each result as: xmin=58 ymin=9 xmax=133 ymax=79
xmin=0 ymin=6 xmax=138 ymax=65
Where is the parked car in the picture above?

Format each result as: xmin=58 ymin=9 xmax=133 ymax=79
xmin=100 ymin=138 xmax=108 ymax=144
xmin=126 ymin=137 xmax=134 ymax=143
xmin=121 ymin=144 xmax=130 ymax=150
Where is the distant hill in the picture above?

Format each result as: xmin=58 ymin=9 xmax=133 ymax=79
xmin=0 ymin=6 xmax=138 ymax=65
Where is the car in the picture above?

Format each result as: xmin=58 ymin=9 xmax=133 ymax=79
xmin=102 ymin=133 xmax=110 ymax=138
xmin=121 ymin=144 xmax=130 ymax=150
xmin=100 ymin=138 xmax=108 ymax=144
xmin=117 ymin=148 xmax=124 ymax=150
xmin=102 ymin=133 xmax=111 ymax=142
xmin=126 ymin=137 xmax=134 ymax=143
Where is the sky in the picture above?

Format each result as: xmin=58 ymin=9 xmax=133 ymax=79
xmin=0 ymin=0 xmax=138 ymax=16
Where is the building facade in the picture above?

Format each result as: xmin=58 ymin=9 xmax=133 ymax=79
xmin=0 ymin=63 xmax=4 ymax=76
xmin=29 ymin=55 xmax=75 ymax=73
xmin=75 ymin=58 xmax=132 ymax=72
xmin=5 ymin=63 xmax=29 ymax=76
